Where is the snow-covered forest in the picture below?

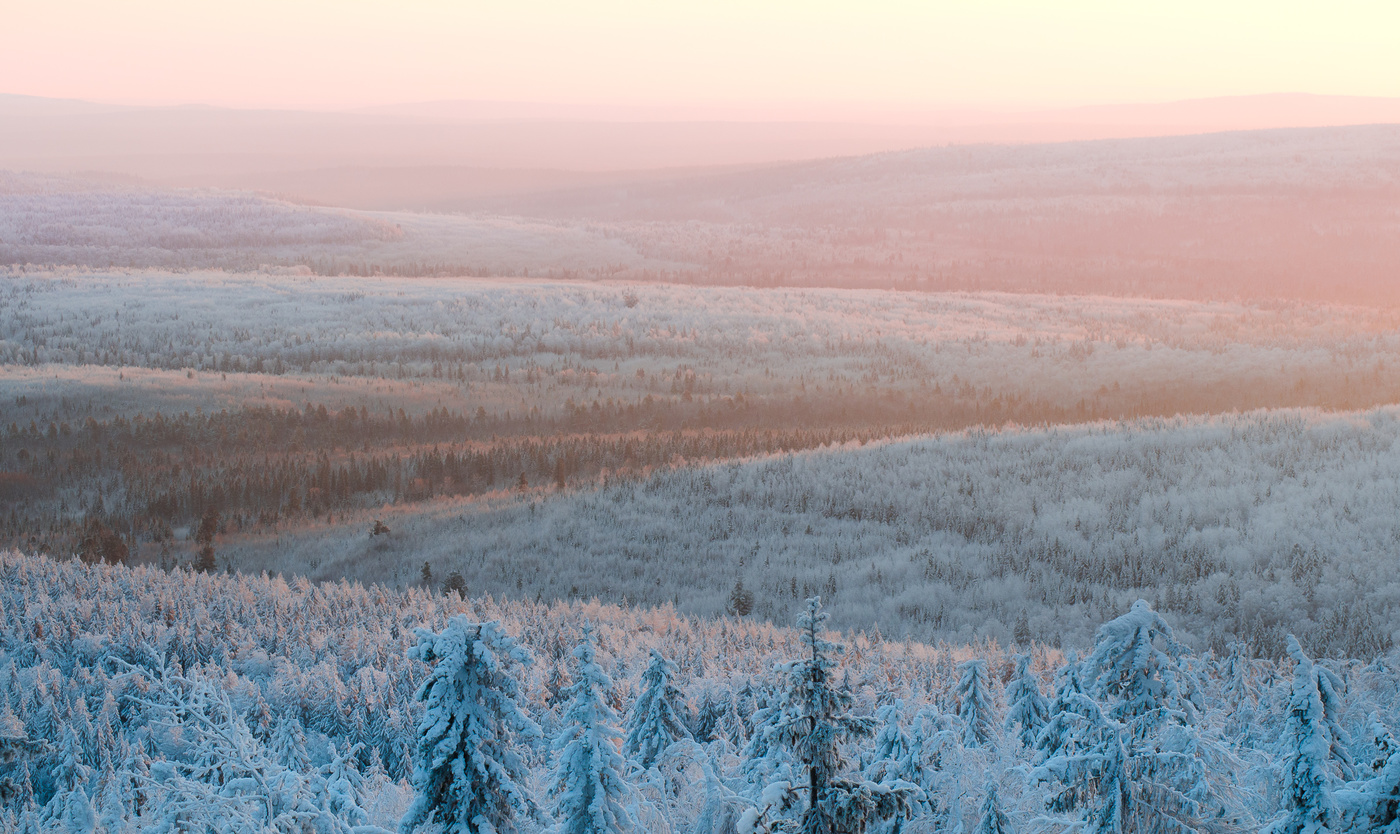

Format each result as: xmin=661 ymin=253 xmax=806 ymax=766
xmin=222 ymin=406 xmax=1400 ymax=655
xmin=4 ymin=550 xmax=1400 ymax=833
xmin=6 ymin=273 xmax=1400 ymax=656
xmin=6 ymin=271 xmax=1400 ymax=421
xmin=0 ymin=173 xmax=403 ymax=271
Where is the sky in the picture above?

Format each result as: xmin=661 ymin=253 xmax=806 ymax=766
xmin=3 ymin=1 xmax=1399 ymax=115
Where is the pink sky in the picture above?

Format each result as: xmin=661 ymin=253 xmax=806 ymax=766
xmin=4 ymin=1 xmax=1399 ymax=115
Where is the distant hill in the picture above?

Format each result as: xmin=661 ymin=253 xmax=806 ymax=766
xmin=4 ymin=106 xmax=1400 ymax=304
xmin=1 ymin=91 xmax=1397 ymax=200
xmin=459 ymin=124 xmax=1400 ymax=304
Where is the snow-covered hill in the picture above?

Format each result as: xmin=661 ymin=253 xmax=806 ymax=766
xmin=228 ymin=407 xmax=1400 ymax=654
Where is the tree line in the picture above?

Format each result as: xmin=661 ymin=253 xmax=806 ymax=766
xmin=3 ymin=550 xmax=1399 ymax=832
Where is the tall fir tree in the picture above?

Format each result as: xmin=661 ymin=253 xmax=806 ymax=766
xmin=549 ymin=623 xmax=636 ymax=834
xmin=1265 ymin=636 xmax=1339 ymax=834
xmin=400 ymin=616 xmax=543 ymax=834
xmin=1004 ymin=655 xmax=1049 ymax=748
xmin=624 ymin=650 xmax=692 ymax=770
xmin=955 ymin=659 xmax=996 ymax=748
xmin=774 ymin=597 xmax=880 ymax=834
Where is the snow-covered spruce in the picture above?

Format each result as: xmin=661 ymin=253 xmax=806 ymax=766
xmin=973 ymin=783 xmax=1010 ymax=834
xmin=270 ymin=716 xmax=311 ymax=772
xmin=623 ymin=649 xmax=691 ymax=770
xmin=745 ymin=597 xmax=920 ymax=834
xmin=864 ymin=700 xmax=918 ymax=785
xmin=1264 ymin=636 xmax=1343 ymax=834
xmin=1035 ymin=600 xmax=1228 ymax=831
xmin=779 ymin=597 xmax=877 ymax=832
xmin=955 ymin=659 xmax=997 ymax=749
xmin=401 ymin=616 xmax=543 ymax=834
xmin=549 ymin=623 xmax=637 ymax=834
xmin=1004 ymin=654 xmax=1049 ymax=749
xmin=1035 ymin=657 xmax=1087 ymax=763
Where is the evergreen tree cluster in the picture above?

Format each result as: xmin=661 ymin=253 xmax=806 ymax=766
xmin=1 ymin=550 xmax=1399 ymax=832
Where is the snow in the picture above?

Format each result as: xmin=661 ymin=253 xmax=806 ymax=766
xmin=0 ymin=553 xmax=1396 ymax=830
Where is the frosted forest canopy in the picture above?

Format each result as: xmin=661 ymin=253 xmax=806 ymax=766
xmin=3 ymin=550 xmax=1400 ymax=833
xmin=3 ymin=267 xmax=1400 ymax=655
xmin=4 ymin=121 xmax=1400 ymax=661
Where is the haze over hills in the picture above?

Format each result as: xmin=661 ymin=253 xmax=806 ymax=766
xmin=5 ymin=121 xmax=1398 ymax=304
xmin=360 ymin=92 xmax=1400 ymax=132
xmin=2 ymin=91 xmax=1399 ymax=209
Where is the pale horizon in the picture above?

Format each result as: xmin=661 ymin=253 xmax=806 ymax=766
xmin=5 ymin=1 xmax=1399 ymax=115
xmin=9 ymin=89 xmax=1400 ymax=126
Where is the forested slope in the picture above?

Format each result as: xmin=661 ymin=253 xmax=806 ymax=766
xmin=2 ymin=551 xmax=1398 ymax=832
xmin=227 ymin=407 xmax=1400 ymax=655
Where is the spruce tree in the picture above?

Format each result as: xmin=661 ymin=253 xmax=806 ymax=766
xmin=323 ymin=743 xmax=368 ymax=829
xmin=96 ymin=769 xmax=130 ymax=834
xmin=45 ymin=724 xmax=93 ymax=824
xmin=1035 ymin=656 xmax=1086 ymax=763
xmin=955 ymin=659 xmax=996 ymax=748
xmin=1265 ymin=636 xmax=1339 ymax=834
xmin=1086 ymin=730 xmax=1131 ymax=834
xmin=57 ymin=787 xmax=95 ymax=834
xmin=693 ymin=688 xmax=726 ymax=743
xmin=910 ymin=704 xmax=961 ymax=805
xmin=401 ymin=616 xmax=543 ymax=834
xmin=974 ymin=784 xmax=1011 ymax=834
xmin=863 ymin=701 xmax=929 ymax=826
xmin=1220 ymin=642 xmax=1255 ymax=710
xmin=740 ymin=683 xmax=796 ymax=790
xmin=624 ymin=649 xmax=692 ymax=770
xmin=775 ymin=597 xmax=879 ymax=834
xmin=719 ymin=692 xmax=751 ymax=745
xmin=269 ymin=716 xmax=310 ymax=772
xmin=549 ymin=623 xmax=636 ymax=834
xmin=1038 ymin=602 xmax=1222 ymax=831
xmin=1310 ymin=659 xmax=1356 ymax=781
xmin=1081 ymin=600 xmax=1196 ymax=736
xmin=1004 ymin=655 xmax=1049 ymax=748
xmin=865 ymin=700 xmax=917 ymax=782
xmin=1031 ymin=679 xmax=1117 ymax=819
